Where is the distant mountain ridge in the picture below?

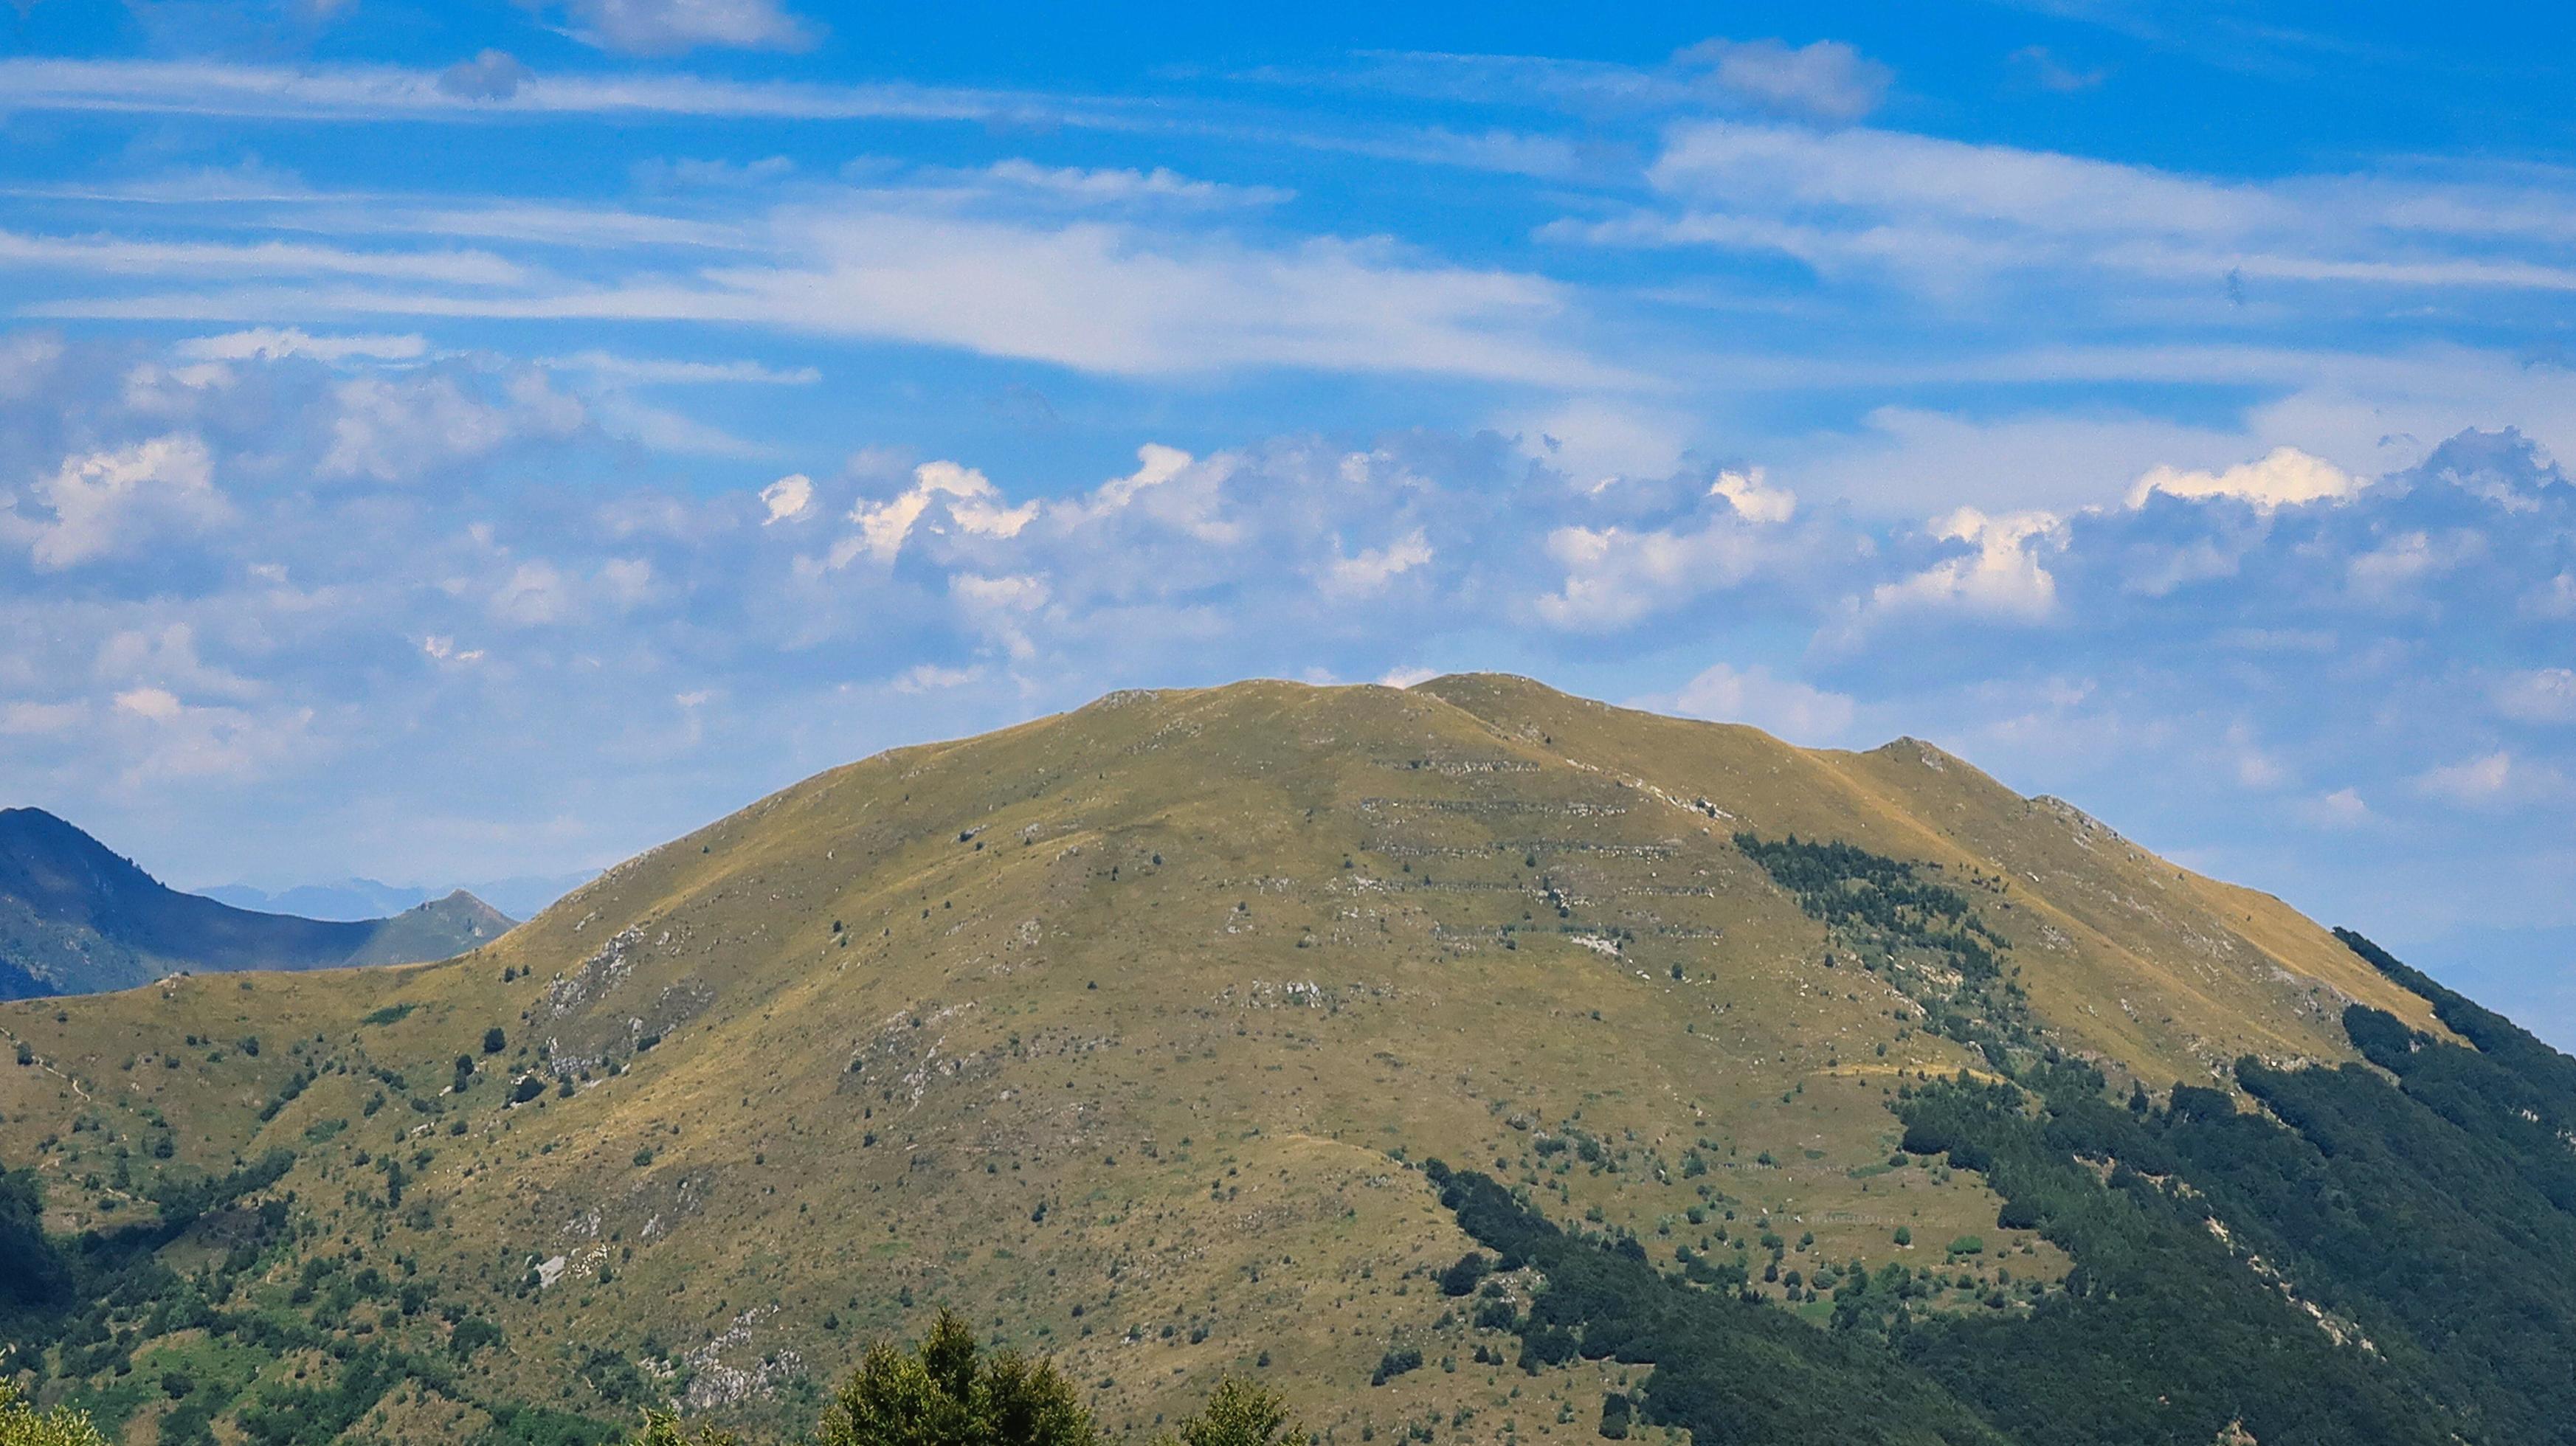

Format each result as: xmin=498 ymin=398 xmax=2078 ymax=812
xmin=0 ymin=808 xmax=515 ymax=997
xmin=203 ymin=871 xmax=593 ymax=924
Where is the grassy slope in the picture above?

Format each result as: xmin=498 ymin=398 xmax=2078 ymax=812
xmin=0 ymin=677 xmax=2442 ymax=1444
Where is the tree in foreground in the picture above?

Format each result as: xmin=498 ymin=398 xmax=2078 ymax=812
xmin=1156 ymin=1375 xmax=1301 ymax=1446
xmin=0 ymin=1385 xmax=108 ymax=1446
xmin=816 ymin=1308 xmax=1101 ymax=1446
xmin=627 ymin=1411 xmax=745 ymax=1446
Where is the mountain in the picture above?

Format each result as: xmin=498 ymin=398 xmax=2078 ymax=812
xmin=2 ymin=677 xmax=2572 ymax=1446
xmin=0 ymin=808 xmax=517 ymax=997
xmin=200 ymin=878 xmax=441 ymax=922
xmin=205 ymin=873 xmax=597 ymax=925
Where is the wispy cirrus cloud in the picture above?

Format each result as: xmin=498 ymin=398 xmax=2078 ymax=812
xmin=22 ymin=196 xmax=1634 ymax=388
xmin=1560 ymin=119 xmax=2576 ymax=303
xmin=0 ymin=57 xmax=1040 ymax=123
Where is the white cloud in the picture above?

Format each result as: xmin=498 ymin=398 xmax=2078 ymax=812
xmin=0 ymin=331 xmax=64 ymax=399
xmin=1378 ymin=665 xmax=1438 ymax=688
xmin=422 ymin=635 xmax=486 ymax=665
xmin=2347 ymin=528 xmax=2482 ymax=601
xmin=1597 ymin=118 xmax=2576 ymax=302
xmin=2225 ymin=720 xmax=2287 ymax=789
xmin=2497 ymin=668 xmax=2576 ymax=724
xmin=1866 ymin=508 xmax=2062 ymax=621
xmin=1516 ymin=397 xmax=1692 ymax=487
xmin=845 ymin=460 xmax=1040 ymax=564
xmin=0 ymin=699 xmax=86 ymax=736
xmin=175 ymin=327 xmax=427 ymax=363
xmin=0 ymin=227 xmax=523 ymax=285
xmin=2301 ymin=786 xmax=2372 ymax=828
xmin=106 ymin=687 xmax=314 ymax=785
xmin=531 ymin=0 xmax=818 ymax=56
xmin=320 ymin=370 xmax=587 ymax=482
xmin=7 ymin=434 xmax=228 ymax=570
xmin=973 ymin=160 xmax=1292 ymax=209
xmin=950 ymin=572 xmax=1051 ymax=658
xmin=759 ymin=473 xmax=815 ymax=525
xmin=1318 ymin=529 xmax=1432 ymax=598
xmin=43 ymin=198 xmax=1629 ymax=390
xmin=0 ymin=57 xmax=1012 ymax=124
xmin=2009 ymin=46 xmax=2107 ymax=93
xmin=489 ymin=561 xmax=579 ymax=626
xmin=1674 ymin=38 xmax=1891 ymax=122
xmin=1665 ymin=662 xmax=1856 ymax=744
xmin=1534 ymin=511 xmax=1800 ymax=631
xmin=438 ymin=49 xmax=529 ymax=101
xmin=2414 ymin=750 xmax=2521 ymax=806
xmin=2130 ymin=446 xmax=2362 ymax=509
xmin=891 ymin=663 xmax=981 ymax=693
xmin=1709 ymin=466 xmax=1796 ymax=522
xmin=543 ymin=350 xmax=821 ymax=385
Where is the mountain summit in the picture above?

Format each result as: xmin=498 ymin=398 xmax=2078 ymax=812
xmin=4 ymin=677 xmax=2572 ymax=1446
xmin=0 ymin=807 xmax=514 ymax=997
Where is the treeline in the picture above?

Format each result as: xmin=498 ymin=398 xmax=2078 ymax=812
xmin=1734 ymin=833 xmax=2043 ymax=1085
xmin=1434 ymin=926 xmax=2576 ymax=1445
xmin=1 ymin=1312 xmax=1299 ymax=1446
xmin=1427 ymin=1159 xmax=2005 ymax=1445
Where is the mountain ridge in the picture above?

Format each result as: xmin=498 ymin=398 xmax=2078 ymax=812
xmin=0 ymin=807 xmax=517 ymax=997
xmin=2 ymin=674 xmax=2554 ymax=1446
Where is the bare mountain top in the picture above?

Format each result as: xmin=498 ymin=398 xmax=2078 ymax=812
xmin=0 ymin=677 xmax=2456 ymax=1439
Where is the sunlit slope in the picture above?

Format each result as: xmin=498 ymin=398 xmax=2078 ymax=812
xmin=0 ymin=676 xmax=2442 ymax=1442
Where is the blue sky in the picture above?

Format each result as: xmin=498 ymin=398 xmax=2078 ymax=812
xmin=3 ymin=0 xmax=2575 ymax=1042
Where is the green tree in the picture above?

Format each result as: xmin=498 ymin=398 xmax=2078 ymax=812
xmin=0 ymin=1384 xmax=109 ymax=1446
xmin=815 ymin=1308 xmax=1100 ymax=1446
xmin=1156 ymin=1376 xmax=1299 ymax=1446
xmin=624 ymin=1409 xmax=742 ymax=1446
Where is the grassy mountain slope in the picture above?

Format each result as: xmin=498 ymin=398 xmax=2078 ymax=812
xmin=0 ymin=678 xmax=2464 ymax=1445
xmin=0 ymin=809 xmax=514 ymax=995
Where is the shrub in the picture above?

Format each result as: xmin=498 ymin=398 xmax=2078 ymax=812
xmin=1370 ymin=1348 xmax=1423 ymax=1386
xmin=815 ymin=1307 xmax=1100 ymax=1446
xmin=0 ymin=1383 xmax=108 ymax=1446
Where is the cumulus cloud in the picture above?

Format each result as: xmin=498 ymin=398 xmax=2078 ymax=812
xmin=843 ymin=460 xmax=1039 ymax=564
xmin=5 ymin=434 xmax=229 ymax=569
xmin=320 ymin=369 xmax=587 ymax=482
xmin=1317 ymin=530 xmax=1433 ymax=598
xmin=759 ymin=473 xmax=814 ymax=525
xmin=1865 ymin=508 xmax=2062 ymax=622
xmin=2497 ymin=668 xmax=2576 ymax=724
xmin=1708 ymin=466 xmax=1796 ymax=523
xmin=2128 ymin=446 xmax=2362 ymax=509
xmin=0 ymin=334 xmax=2570 ymax=961
xmin=1536 ymin=516 xmax=1795 ymax=631
xmin=2346 ymin=528 xmax=2483 ymax=603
